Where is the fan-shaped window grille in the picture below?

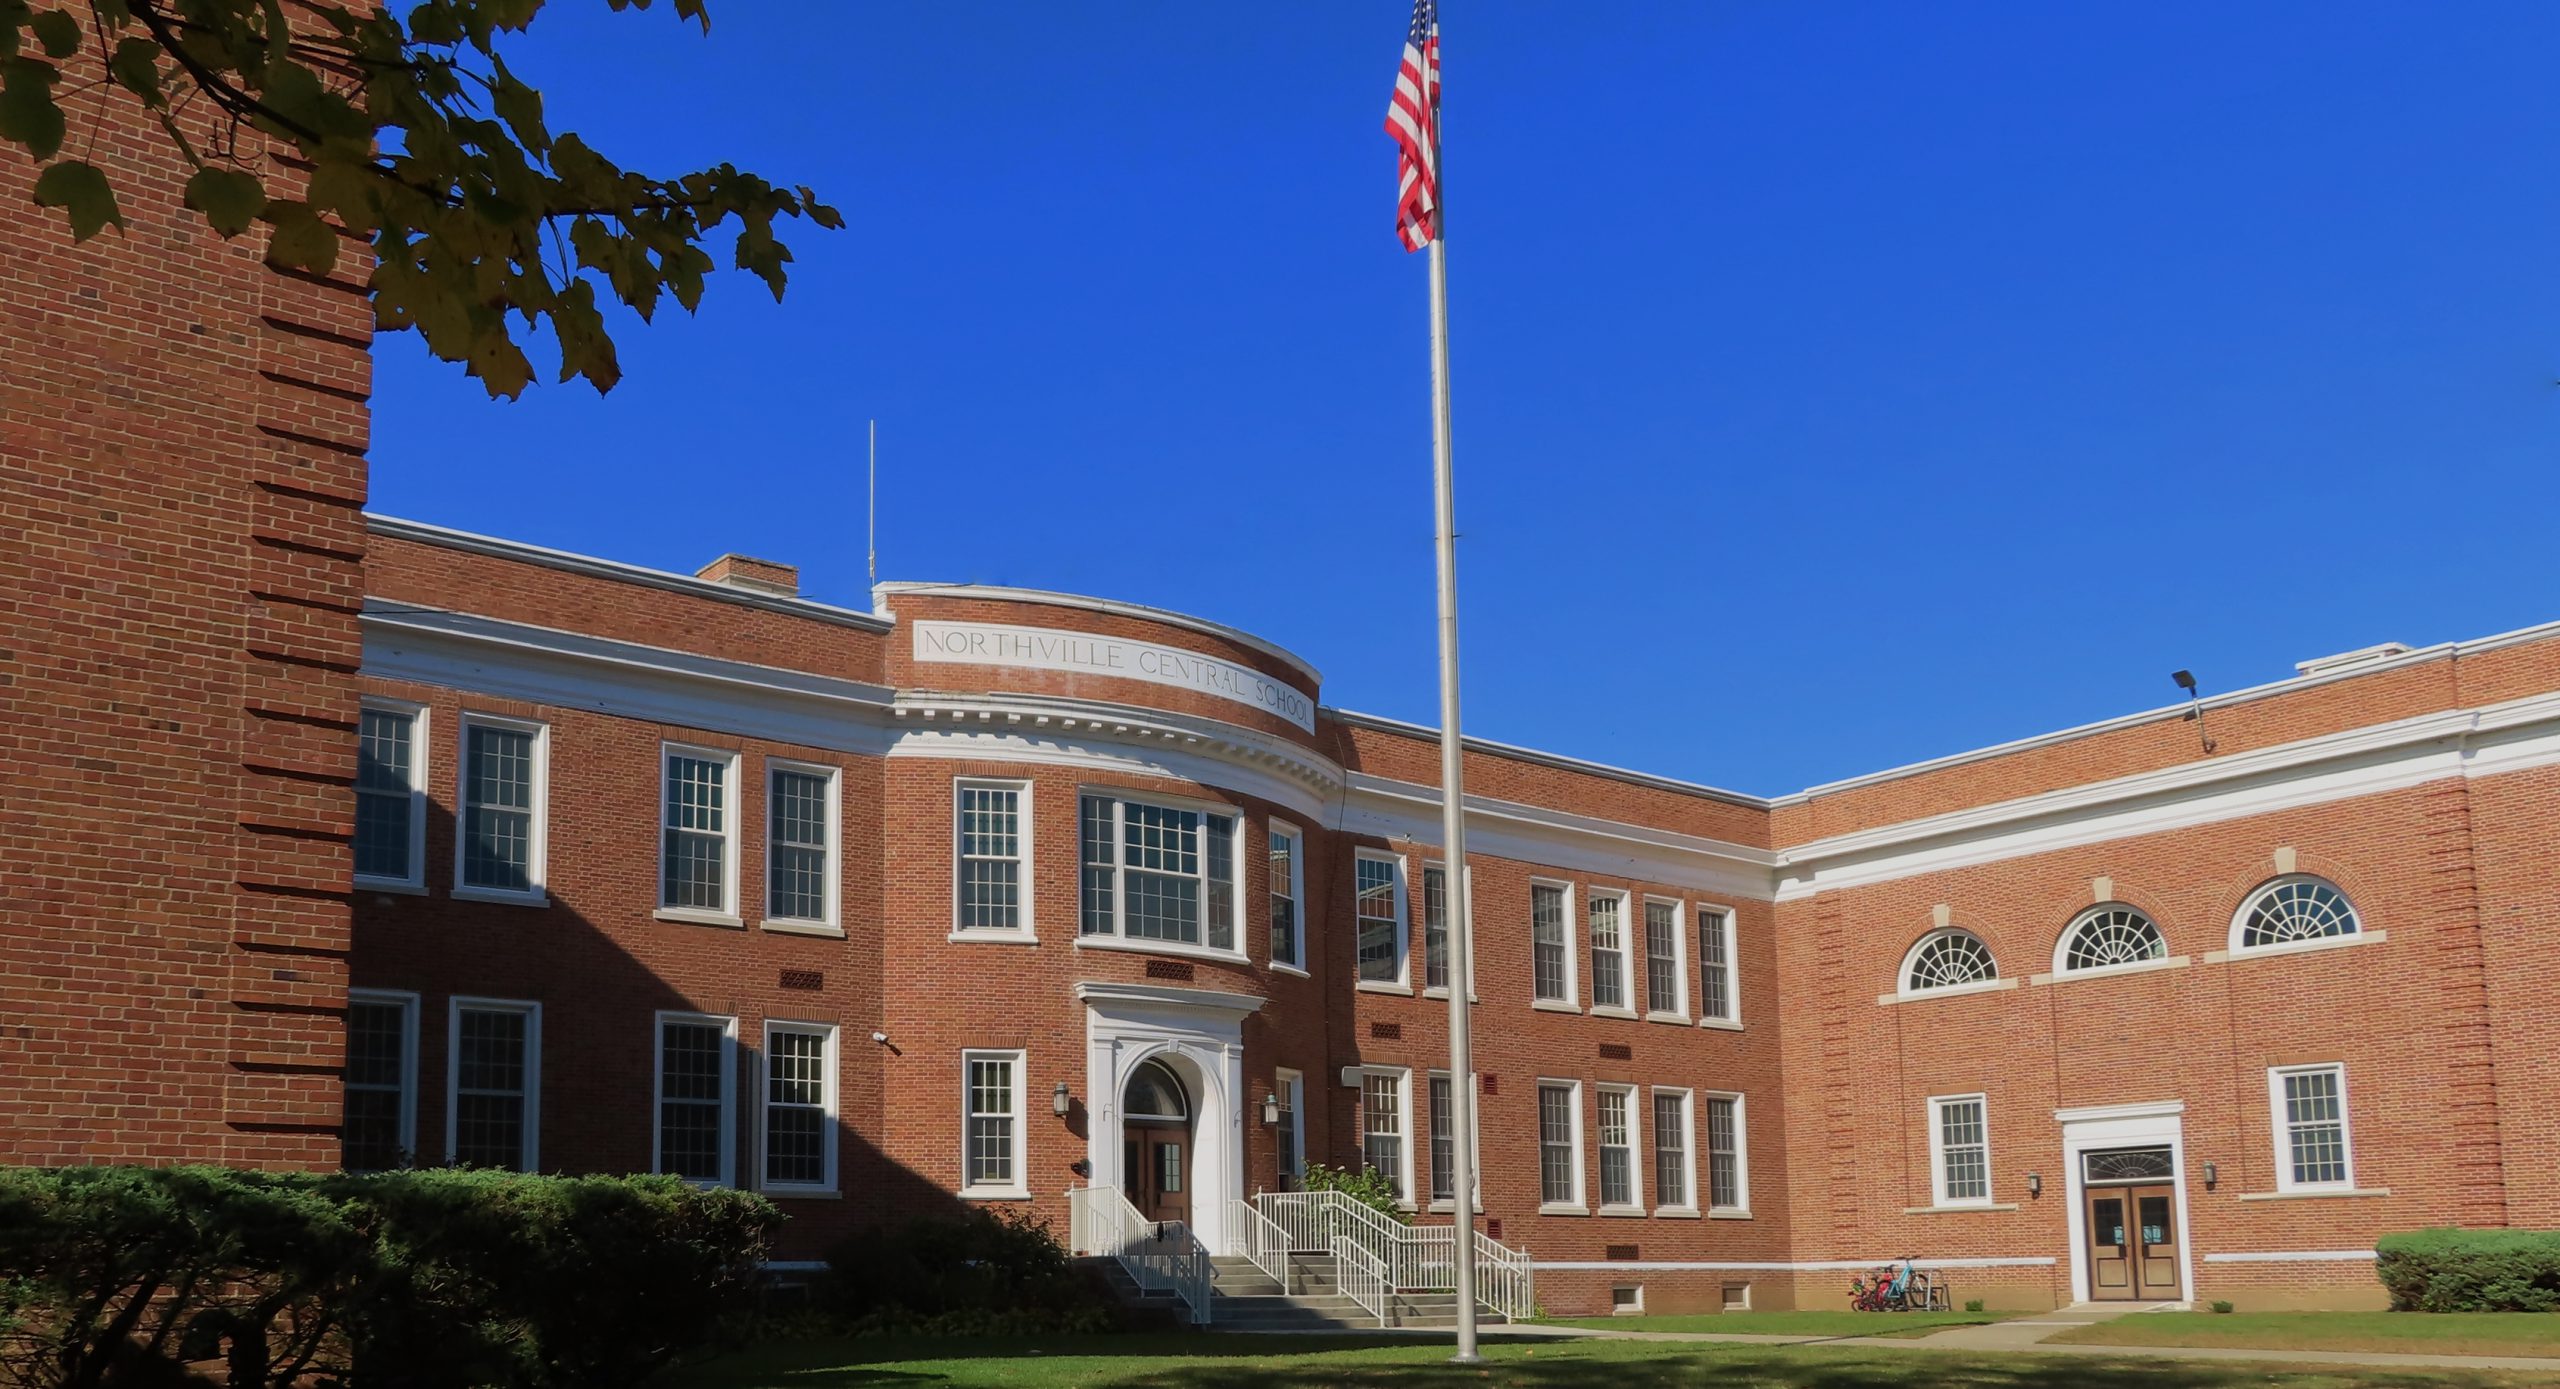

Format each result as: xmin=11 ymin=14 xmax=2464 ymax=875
xmin=2237 ymin=877 xmax=2359 ymax=951
xmin=2060 ymin=905 xmax=2166 ymax=973
xmin=1904 ymin=930 xmax=1999 ymax=993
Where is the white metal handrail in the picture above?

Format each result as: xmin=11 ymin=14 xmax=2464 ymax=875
xmin=1251 ymin=1190 xmax=1537 ymax=1322
xmin=1229 ymin=1198 xmax=1295 ymax=1291
xmin=1069 ymin=1186 xmax=1213 ymax=1324
xmin=1333 ymin=1228 xmax=1393 ymax=1325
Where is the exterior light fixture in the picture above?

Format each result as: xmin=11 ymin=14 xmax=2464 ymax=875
xmin=1261 ymin=1092 xmax=1282 ymax=1127
xmin=2203 ymin=1160 xmax=2218 ymax=1190
xmin=2026 ymin=1172 xmax=2042 ymax=1198
xmin=1051 ymin=1081 xmax=1072 ymax=1118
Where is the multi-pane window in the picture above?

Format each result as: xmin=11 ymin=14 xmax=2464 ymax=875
xmin=2059 ymin=905 xmax=2167 ymax=973
xmin=1706 ymin=1094 xmax=1745 ymax=1212
xmin=660 ymin=748 xmax=735 ymax=914
xmin=1078 ymin=794 xmax=1240 ymax=951
xmin=1532 ymin=883 xmax=1570 ymax=1003
xmin=449 ymin=1000 xmax=537 ymax=1170
xmin=1596 ymin=1086 xmax=1638 ymax=1210
xmin=1589 ymin=893 xmax=1629 ymax=1010
xmin=342 ymin=992 xmax=414 ymax=1172
xmin=1269 ymin=825 xmax=1303 ymax=968
xmin=956 ymin=782 xmax=1027 ymax=934
xmin=763 ymin=1023 xmax=835 ymax=1191
xmin=1537 ymin=1081 xmax=1581 ymax=1207
xmin=1652 ymin=1090 xmax=1692 ymax=1210
xmin=1429 ymin=1074 xmax=1456 ymax=1204
xmin=1644 ymin=899 xmax=1684 ymax=1016
xmin=1423 ymin=866 xmax=1450 ymax=992
xmin=767 ymin=765 xmax=834 ymax=926
xmin=1930 ymin=1095 xmax=1991 ymax=1206
xmin=965 ymin=1052 xmax=1023 ymax=1194
xmin=2238 ymin=878 xmax=2362 ymax=952
xmin=1274 ymin=1069 xmax=1305 ymax=1186
xmin=459 ymin=719 xmax=541 ymax=896
xmin=1698 ymin=906 xmax=1737 ymax=1022
xmin=1904 ymin=929 xmax=1998 ymax=993
xmin=1355 ymin=854 xmax=1405 ymax=984
xmin=2272 ymin=1065 xmax=2353 ymax=1189
xmin=655 ymin=1015 xmax=733 ymax=1185
xmin=1362 ymin=1071 xmax=1407 ymax=1200
xmin=354 ymin=705 xmax=422 ymax=885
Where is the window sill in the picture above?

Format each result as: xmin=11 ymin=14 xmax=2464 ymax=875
xmin=1270 ymin=962 xmax=1310 ymax=978
xmin=763 ymin=918 xmax=846 ymax=938
xmin=960 ymin=1187 xmax=1032 ymax=1201
xmin=950 ymin=929 xmax=1039 ymax=945
xmin=354 ymin=876 xmax=427 ymax=897
xmin=762 ymin=1187 xmax=841 ymax=1201
xmin=1076 ymin=935 xmax=1246 ymax=966
xmin=655 ymin=907 xmax=744 ymax=930
xmin=1645 ymin=1011 xmax=1691 ymax=1027
xmin=1708 ymin=1207 xmax=1754 ymax=1220
xmin=1905 ymin=1202 xmax=2020 ymax=1214
xmin=2030 ymin=955 xmax=2192 ymax=986
xmin=1877 ymin=979 xmax=2019 ymax=1006
xmin=1596 ymin=1204 xmax=1648 ymax=1219
xmin=1590 ymin=1006 xmax=1639 ymax=1021
xmin=1355 ymin=979 xmax=1414 ymax=996
xmin=1532 ymin=999 xmax=1583 ymax=1015
xmin=2237 ymin=1186 xmax=2390 ymax=1202
xmin=2204 ymin=929 xmax=2386 ymax=965
xmin=1426 ymin=1200 xmax=1486 ymax=1215
xmin=452 ymin=885 xmax=549 ymax=908
xmin=1696 ymin=1017 xmax=1743 ymax=1032
xmin=1539 ymin=1203 xmax=1590 ymax=1217
xmin=1421 ymin=988 xmax=1481 ymax=1004
xmin=1653 ymin=1206 xmax=1701 ymax=1220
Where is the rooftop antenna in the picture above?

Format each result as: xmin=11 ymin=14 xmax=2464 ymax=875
xmin=2172 ymin=669 xmax=2218 ymax=755
xmin=867 ymin=419 xmax=878 ymax=586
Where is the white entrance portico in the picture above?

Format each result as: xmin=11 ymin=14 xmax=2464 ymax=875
xmin=1078 ymin=981 xmax=1266 ymax=1253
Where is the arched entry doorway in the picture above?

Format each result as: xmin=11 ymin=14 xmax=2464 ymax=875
xmin=1121 ymin=1058 xmax=1192 ymax=1224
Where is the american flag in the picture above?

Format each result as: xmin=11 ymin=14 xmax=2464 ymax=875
xmin=1386 ymin=0 xmax=1440 ymax=251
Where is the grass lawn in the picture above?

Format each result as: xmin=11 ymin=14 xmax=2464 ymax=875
xmin=1536 ymin=1308 xmax=2010 ymax=1338
xmin=2051 ymin=1311 xmax=2560 ymax=1359
xmin=657 ymin=1331 xmax=2560 ymax=1389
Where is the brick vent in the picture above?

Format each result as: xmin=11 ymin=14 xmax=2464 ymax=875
xmin=780 ymin=969 xmax=823 ymax=991
xmin=1143 ymin=959 xmax=1196 ymax=982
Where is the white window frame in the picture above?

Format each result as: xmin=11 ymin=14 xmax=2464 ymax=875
xmin=1896 ymin=927 xmax=2003 ymax=999
xmin=343 ymin=988 xmax=419 ymax=1171
xmin=1421 ymin=861 xmax=1478 ymax=999
xmin=761 ymin=759 xmax=842 ymax=935
xmin=1704 ymin=1090 xmax=1751 ymax=1216
xmin=1650 ymin=1086 xmax=1699 ymax=1217
xmin=656 ymin=742 xmax=743 ymax=926
xmin=1641 ymin=896 xmax=1690 ymax=1023
xmin=1594 ymin=1082 xmax=1645 ymax=1215
xmin=961 ymin=1048 xmax=1030 ymax=1199
xmin=1074 ymin=787 xmax=1246 ymax=961
xmin=445 ymin=996 xmax=540 ymax=1171
xmin=1425 ymin=1069 xmax=1483 ymax=1212
xmin=2268 ymin=1063 xmax=2356 ymax=1193
xmin=760 ymin=1020 xmax=839 ymax=1196
xmin=1697 ymin=904 xmax=1741 ymax=1028
xmin=1354 ymin=1064 xmax=1416 ymax=1207
xmin=1529 ymin=877 xmax=1580 ymax=1011
xmin=1536 ymin=1077 xmax=1587 ymax=1213
xmin=1587 ymin=887 xmax=1635 ymax=1017
xmin=1353 ymin=849 xmax=1411 ymax=993
xmin=652 ymin=1011 xmax=738 ymax=1188
xmin=1268 ymin=819 xmax=1307 ymax=975
xmin=452 ymin=713 xmax=549 ymax=905
xmin=1274 ymin=1067 xmax=1306 ymax=1185
xmin=2229 ymin=876 xmax=2367 ymax=958
xmin=353 ymin=699 xmax=428 ymax=892
xmin=1927 ymin=1092 xmax=1993 ymax=1209
xmin=951 ymin=777 xmax=1035 ymax=942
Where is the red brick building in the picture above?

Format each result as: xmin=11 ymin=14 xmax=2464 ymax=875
xmin=10 ymin=72 xmax=2558 ymax=1321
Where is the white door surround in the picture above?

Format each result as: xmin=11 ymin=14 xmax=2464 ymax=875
xmin=2056 ymin=1099 xmax=2196 ymax=1306
xmin=1079 ymin=980 xmax=1265 ymax=1253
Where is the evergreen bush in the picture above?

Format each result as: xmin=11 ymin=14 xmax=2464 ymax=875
xmin=2375 ymin=1228 xmax=2560 ymax=1312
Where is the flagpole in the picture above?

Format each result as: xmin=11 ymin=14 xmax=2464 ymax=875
xmin=1426 ymin=174 xmax=1483 ymax=1372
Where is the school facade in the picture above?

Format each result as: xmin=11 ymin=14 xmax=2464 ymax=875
xmin=9 ymin=90 xmax=2560 ymax=1319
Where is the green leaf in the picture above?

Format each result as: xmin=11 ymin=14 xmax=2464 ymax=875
xmin=261 ymin=200 xmax=341 ymax=275
xmin=302 ymin=157 xmax=379 ymax=235
xmin=184 ymin=167 xmax=267 ymax=237
xmin=0 ymin=55 xmax=64 ymax=161
xmin=32 ymin=160 xmax=123 ymax=240
xmin=108 ymin=37 xmax=162 ymax=106
xmin=29 ymin=8 xmax=76 ymax=58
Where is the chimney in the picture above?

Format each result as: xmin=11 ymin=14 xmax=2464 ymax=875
xmin=695 ymin=553 xmax=799 ymax=597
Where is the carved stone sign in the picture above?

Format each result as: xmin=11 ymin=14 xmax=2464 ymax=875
xmin=912 ymin=620 xmax=1316 ymax=733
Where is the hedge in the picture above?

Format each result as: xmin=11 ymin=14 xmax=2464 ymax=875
xmin=2375 ymin=1228 xmax=2560 ymax=1312
xmin=0 ymin=1166 xmax=781 ymax=1389
xmin=819 ymin=1207 xmax=1119 ymax=1334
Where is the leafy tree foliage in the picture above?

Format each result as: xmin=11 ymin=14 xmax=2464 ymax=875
xmin=0 ymin=0 xmax=840 ymax=396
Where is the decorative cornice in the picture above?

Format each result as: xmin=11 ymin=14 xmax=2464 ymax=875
xmin=1074 ymin=981 xmax=1269 ymax=1017
xmin=875 ymin=581 xmax=1321 ymax=686
xmin=1339 ymin=771 xmax=1774 ymax=898
xmin=1325 ymin=706 xmax=1768 ymax=809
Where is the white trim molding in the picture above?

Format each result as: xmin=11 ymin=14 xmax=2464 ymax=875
xmin=2202 ymin=1249 xmax=2380 ymax=1264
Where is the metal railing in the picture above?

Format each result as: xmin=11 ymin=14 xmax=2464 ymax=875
xmin=1068 ymin=1186 xmax=1213 ymax=1325
xmin=1250 ymin=1189 xmax=1536 ymax=1323
xmin=1229 ymin=1198 xmax=1296 ymax=1292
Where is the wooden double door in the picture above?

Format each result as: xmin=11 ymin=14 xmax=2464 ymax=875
xmin=2085 ymin=1180 xmax=2182 ymax=1301
xmin=1123 ymin=1121 xmax=1190 ymax=1225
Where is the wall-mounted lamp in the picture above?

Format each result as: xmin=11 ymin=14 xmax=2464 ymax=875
xmin=1051 ymin=1081 xmax=1072 ymax=1118
xmin=2202 ymin=1160 xmax=2219 ymax=1191
xmin=2172 ymin=670 xmax=2218 ymax=754
xmin=1261 ymin=1092 xmax=1282 ymax=1127
xmin=2026 ymin=1172 xmax=2042 ymax=1198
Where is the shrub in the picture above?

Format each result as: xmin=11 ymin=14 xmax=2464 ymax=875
xmin=2209 ymin=1300 xmax=2235 ymax=1314
xmin=819 ymin=1207 xmax=1115 ymax=1332
xmin=1963 ymin=1299 xmax=1985 ymax=1313
xmin=2376 ymin=1228 xmax=2560 ymax=1312
xmin=1300 ymin=1163 xmax=1409 ymax=1224
xmin=0 ymin=1165 xmax=780 ymax=1389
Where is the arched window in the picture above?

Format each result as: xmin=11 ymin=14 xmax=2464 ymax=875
xmin=2234 ymin=876 xmax=2360 ymax=951
xmin=1902 ymin=929 xmax=1999 ymax=993
xmin=2058 ymin=904 xmax=2166 ymax=973
xmin=1123 ymin=1059 xmax=1189 ymax=1122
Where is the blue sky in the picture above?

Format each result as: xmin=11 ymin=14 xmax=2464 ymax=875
xmin=369 ymin=3 xmax=2560 ymax=797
